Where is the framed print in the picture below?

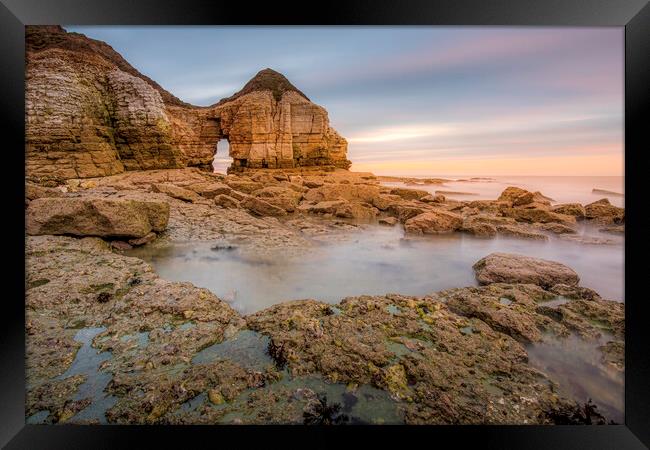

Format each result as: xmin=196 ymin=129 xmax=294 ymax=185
xmin=1 ymin=0 xmax=648 ymax=448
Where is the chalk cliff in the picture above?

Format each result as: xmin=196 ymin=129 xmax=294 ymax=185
xmin=26 ymin=26 xmax=351 ymax=182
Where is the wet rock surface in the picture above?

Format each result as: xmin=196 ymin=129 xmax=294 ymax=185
xmin=26 ymin=197 xmax=169 ymax=238
xmin=24 ymin=25 xmax=625 ymax=426
xmin=25 ymin=169 xmax=625 ymax=425
xmin=473 ymin=253 xmax=580 ymax=289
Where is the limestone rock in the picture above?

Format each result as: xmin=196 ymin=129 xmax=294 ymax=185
xmin=371 ymin=194 xmax=403 ymax=211
xmin=25 ymin=27 xmax=352 ymax=180
xmin=224 ymin=178 xmax=264 ymax=195
xmin=303 ymin=180 xmax=324 ymax=189
xmin=503 ymin=207 xmax=576 ymax=225
xmin=584 ymin=199 xmax=624 ymax=224
xmin=403 ymin=210 xmax=463 ymax=234
xmin=185 ymin=182 xmax=232 ymax=199
xmin=246 ymin=294 xmax=583 ymax=424
xmin=465 ymin=200 xmax=511 ymax=215
xmin=389 ymin=187 xmax=430 ymax=201
xmin=461 ymin=221 xmax=497 ymax=238
xmin=498 ymin=187 xmax=534 ymax=206
xmin=213 ymin=70 xmax=351 ymax=172
xmin=214 ymin=194 xmax=241 ymax=209
xmin=299 ymin=200 xmax=350 ymax=217
xmin=388 ymin=202 xmax=430 ymax=223
xmin=302 ymin=183 xmax=381 ymax=204
xmin=26 ymin=197 xmax=169 ymax=238
xmin=473 ymin=253 xmax=579 ymax=288
xmin=240 ymin=196 xmax=287 ymax=217
xmin=26 ymin=183 xmax=64 ymax=201
xmin=495 ymin=224 xmax=549 ymax=241
xmin=551 ymin=203 xmax=586 ymax=219
xmin=128 ymin=232 xmax=157 ymax=246
xmin=534 ymin=223 xmax=577 ymax=235
xmin=420 ymin=194 xmax=446 ymax=204
xmin=152 ymin=183 xmax=200 ymax=202
xmin=26 ymin=27 xmax=186 ymax=183
xmin=253 ymin=186 xmax=302 ymax=212
xmin=378 ymin=217 xmax=398 ymax=226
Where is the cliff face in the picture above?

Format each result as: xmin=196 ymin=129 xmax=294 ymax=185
xmin=25 ymin=26 xmax=351 ymax=182
xmin=208 ymin=72 xmax=350 ymax=172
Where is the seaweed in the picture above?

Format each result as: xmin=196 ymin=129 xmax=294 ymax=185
xmin=303 ymin=394 xmax=349 ymax=425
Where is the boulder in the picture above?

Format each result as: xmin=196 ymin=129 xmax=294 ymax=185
xmin=298 ymin=200 xmax=351 ymax=217
xmin=403 ymin=210 xmax=463 ymax=234
xmin=498 ymin=187 xmax=534 ymax=206
xmin=473 ymin=253 xmax=579 ymax=288
xmin=223 ymin=179 xmax=264 ymax=195
xmin=252 ymin=186 xmax=302 ymax=212
xmin=250 ymin=171 xmax=280 ymax=184
xmin=26 ymin=183 xmax=64 ymax=201
xmin=584 ymin=199 xmax=624 ymax=224
xmin=534 ymin=223 xmax=577 ymax=234
xmin=298 ymin=199 xmax=376 ymax=219
xmin=503 ymin=207 xmax=576 ymax=225
xmin=464 ymin=214 xmax=516 ymax=226
xmin=371 ymin=194 xmax=403 ymax=211
xmin=303 ymin=180 xmax=324 ymax=189
xmin=378 ymin=217 xmax=398 ymax=226
xmin=465 ymin=200 xmax=511 ymax=215
xmin=495 ymin=224 xmax=549 ymax=241
xmin=302 ymin=183 xmax=381 ymax=203
xmin=461 ymin=221 xmax=497 ymax=238
xmin=420 ymin=194 xmax=446 ymax=204
xmin=389 ymin=187 xmax=431 ymax=201
xmin=26 ymin=197 xmax=169 ymax=238
xmin=551 ymin=203 xmax=586 ymax=219
xmin=214 ymin=194 xmax=240 ymax=209
xmin=152 ymin=183 xmax=200 ymax=202
xmin=348 ymin=202 xmax=379 ymax=220
xmin=240 ymin=196 xmax=287 ymax=217
xmin=387 ymin=202 xmax=430 ymax=223
xmin=128 ymin=232 xmax=157 ymax=246
xmin=185 ymin=182 xmax=233 ymax=199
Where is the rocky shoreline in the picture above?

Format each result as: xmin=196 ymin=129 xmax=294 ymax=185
xmin=25 ymin=168 xmax=625 ymax=425
xmin=24 ymin=25 xmax=625 ymax=426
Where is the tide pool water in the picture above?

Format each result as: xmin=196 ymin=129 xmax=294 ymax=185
xmin=127 ymin=223 xmax=623 ymax=315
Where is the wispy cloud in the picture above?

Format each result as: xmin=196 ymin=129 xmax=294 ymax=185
xmin=67 ymin=26 xmax=623 ymax=176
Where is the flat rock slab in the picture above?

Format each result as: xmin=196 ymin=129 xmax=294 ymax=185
xmin=404 ymin=210 xmax=462 ymax=234
xmin=26 ymin=197 xmax=169 ymax=238
xmin=473 ymin=252 xmax=579 ymax=288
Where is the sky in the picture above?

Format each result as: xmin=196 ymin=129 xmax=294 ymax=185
xmin=67 ymin=26 xmax=624 ymax=176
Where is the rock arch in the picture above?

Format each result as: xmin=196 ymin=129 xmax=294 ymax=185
xmin=25 ymin=27 xmax=351 ymax=182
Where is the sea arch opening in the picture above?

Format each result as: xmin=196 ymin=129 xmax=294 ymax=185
xmin=212 ymin=138 xmax=233 ymax=174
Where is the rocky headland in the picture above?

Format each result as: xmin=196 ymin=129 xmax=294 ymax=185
xmin=26 ymin=26 xmax=350 ymax=183
xmin=25 ymin=26 xmax=625 ymax=425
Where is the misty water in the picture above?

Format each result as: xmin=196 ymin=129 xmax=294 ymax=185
xmin=128 ymin=223 xmax=623 ymax=315
xmin=527 ymin=332 xmax=624 ymax=423
xmin=123 ymin=175 xmax=624 ymax=423
xmin=382 ymin=175 xmax=624 ymax=207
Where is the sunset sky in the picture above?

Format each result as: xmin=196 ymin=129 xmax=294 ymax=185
xmin=68 ymin=26 xmax=624 ymax=176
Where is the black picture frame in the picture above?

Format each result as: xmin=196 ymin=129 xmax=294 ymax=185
xmin=1 ymin=0 xmax=648 ymax=448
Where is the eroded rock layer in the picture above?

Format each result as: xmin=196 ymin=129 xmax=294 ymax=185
xmin=26 ymin=26 xmax=351 ymax=183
